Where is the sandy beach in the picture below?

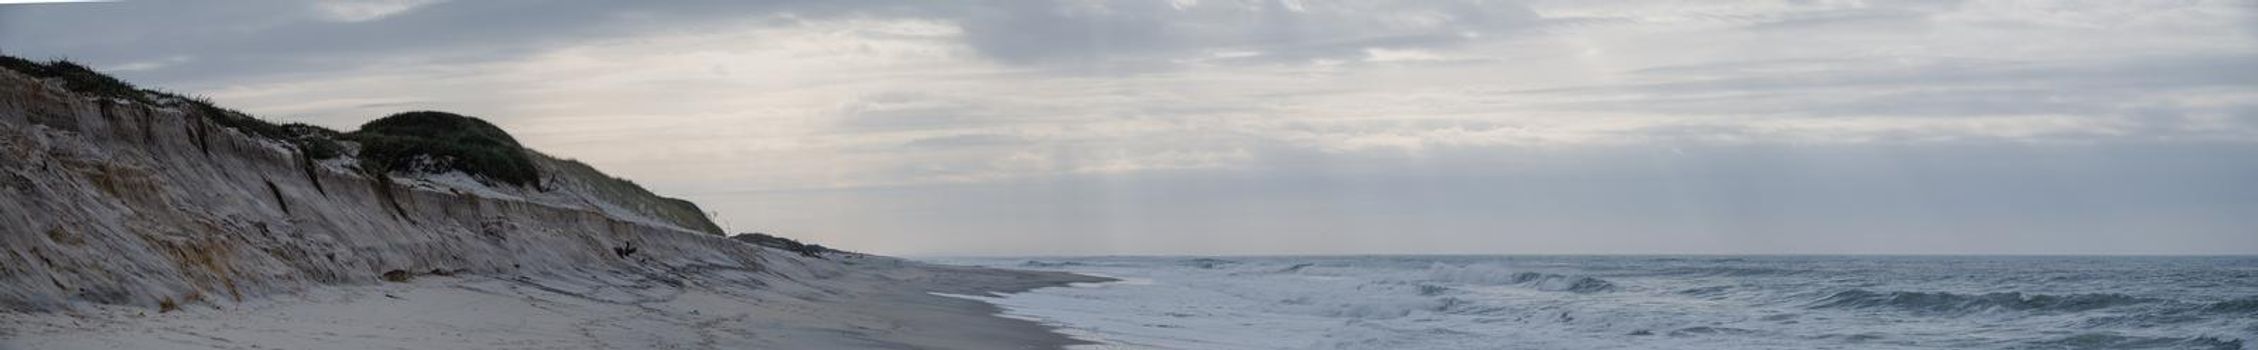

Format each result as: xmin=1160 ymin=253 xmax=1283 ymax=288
xmin=0 ymin=251 xmax=1111 ymax=350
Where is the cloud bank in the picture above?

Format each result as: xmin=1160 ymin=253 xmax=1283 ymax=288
xmin=3 ymin=0 xmax=2254 ymax=255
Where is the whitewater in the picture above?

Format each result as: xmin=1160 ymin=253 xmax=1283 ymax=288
xmin=937 ymin=256 xmax=2258 ymax=350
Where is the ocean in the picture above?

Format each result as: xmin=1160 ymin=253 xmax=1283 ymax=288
xmin=935 ymin=256 xmax=2258 ymax=350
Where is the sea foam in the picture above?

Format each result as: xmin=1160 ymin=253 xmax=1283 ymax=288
xmin=939 ymin=256 xmax=2258 ymax=350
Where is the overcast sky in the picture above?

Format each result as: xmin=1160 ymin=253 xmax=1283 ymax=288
xmin=4 ymin=0 xmax=2255 ymax=255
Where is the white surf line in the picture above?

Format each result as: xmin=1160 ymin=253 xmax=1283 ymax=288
xmin=1061 ymin=272 xmax=1155 ymax=287
xmin=928 ymin=291 xmax=1143 ymax=349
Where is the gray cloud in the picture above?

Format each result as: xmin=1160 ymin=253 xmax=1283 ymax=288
xmin=1548 ymin=54 xmax=2258 ymax=98
xmin=4 ymin=0 xmax=2254 ymax=255
xmin=954 ymin=0 xmax=1541 ymax=67
xmin=1 ymin=0 xmax=892 ymax=84
xmin=900 ymin=133 xmax=1031 ymax=149
xmin=833 ymin=92 xmax=998 ymax=132
xmin=1 ymin=0 xmax=1548 ymax=82
xmin=698 ymin=141 xmax=2258 ymax=255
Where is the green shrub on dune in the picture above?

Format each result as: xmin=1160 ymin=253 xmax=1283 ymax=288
xmin=347 ymin=111 xmax=541 ymax=187
xmin=540 ymin=155 xmax=727 ymax=234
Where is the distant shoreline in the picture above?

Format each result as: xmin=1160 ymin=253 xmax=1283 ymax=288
xmin=931 ymin=253 xmax=2258 ymax=259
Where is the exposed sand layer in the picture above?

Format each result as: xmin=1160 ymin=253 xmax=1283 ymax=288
xmin=1 ymin=64 xmax=767 ymax=314
xmin=0 ymin=54 xmax=1120 ymax=350
xmin=1 ymin=251 xmax=1110 ymax=350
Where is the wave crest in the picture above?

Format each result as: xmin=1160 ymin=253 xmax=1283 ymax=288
xmin=1810 ymin=290 xmax=2156 ymax=314
xmin=1181 ymin=258 xmax=1238 ymax=269
xmin=1421 ymin=265 xmax=1615 ymax=293
xmin=1660 ymin=266 xmax=1808 ymax=277
xmin=2201 ymin=296 xmax=2258 ymax=314
xmin=1019 ymin=260 xmax=1084 ymax=268
xmin=2030 ymin=333 xmax=2244 ymax=350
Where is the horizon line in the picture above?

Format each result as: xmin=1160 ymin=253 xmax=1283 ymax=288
xmin=911 ymin=252 xmax=2258 ymax=259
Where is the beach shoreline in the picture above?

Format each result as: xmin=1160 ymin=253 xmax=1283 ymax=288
xmin=0 ymin=252 xmax=1113 ymax=350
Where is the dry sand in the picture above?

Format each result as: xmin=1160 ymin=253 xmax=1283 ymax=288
xmin=0 ymin=252 xmax=1111 ymax=350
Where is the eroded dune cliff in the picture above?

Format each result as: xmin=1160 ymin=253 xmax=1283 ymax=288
xmin=0 ymin=61 xmax=767 ymax=312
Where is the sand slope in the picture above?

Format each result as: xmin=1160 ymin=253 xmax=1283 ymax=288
xmin=2 ymin=251 xmax=1110 ymax=350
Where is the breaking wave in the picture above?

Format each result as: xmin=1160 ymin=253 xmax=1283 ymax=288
xmin=1181 ymin=258 xmax=1238 ymax=269
xmin=955 ymin=255 xmax=2258 ymax=350
xmin=2201 ymin=296 xmax=2258 ymax=314
xmin=1019 ymin=260 xmax=1085 ymax=268
xmin=1809 ymin=290 xmax=2157 ymax=314
xmin=2027 ymin=333 xmax=2244 ymax=350
xmin=1421 ymin=265 xmax=1616 ymax=293
xmin=1657 ymin=266 xmax=1811 ymax=277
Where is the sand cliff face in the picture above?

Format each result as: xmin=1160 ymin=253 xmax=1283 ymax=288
xmin=0 ymin=68 xmax=768 ymax=312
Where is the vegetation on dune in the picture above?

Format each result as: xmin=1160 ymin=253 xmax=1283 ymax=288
xmin=347 ymin=111 xmax=542 ymax=187
xmin=189 ymin=97 xmax=349 ymax=159
xmin=1 ymin=54 xmax=730 ymax=234
xmin=730 ymin=233 xmax=835 ymax=258
xmin=0 ymin=56 xmax=146 ymax=102
xmin=542 ymin=155 xmax=728 ymax=234
xmin=0 ymin=55 xmax=348 ymax=159
xmin=0 ymin=55 xmax=533 ymax=185
xmin=541 ymin=155 xmax=727 ymax=234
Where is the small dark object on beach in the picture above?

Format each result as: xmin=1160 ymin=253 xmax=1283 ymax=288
xmin=381 ymin=270 xmax=411 ymax=282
